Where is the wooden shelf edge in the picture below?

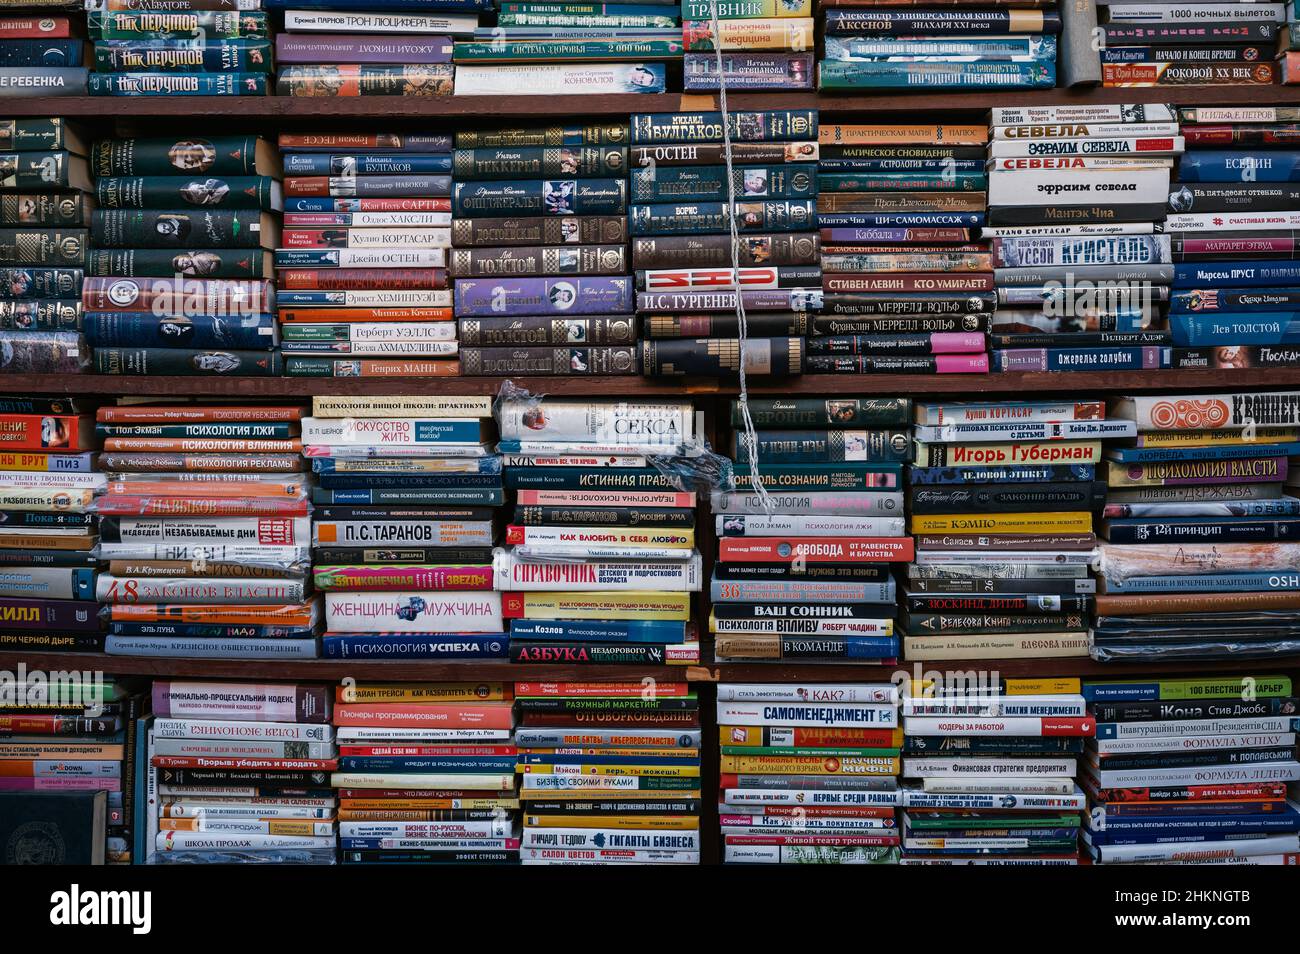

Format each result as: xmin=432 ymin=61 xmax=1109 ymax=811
xmin=4 ymin=86 xmax=1296 ymax=119
xmin=7 ymin=368 xmax=1300 ymax=397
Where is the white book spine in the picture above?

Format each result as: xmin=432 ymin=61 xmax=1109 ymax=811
xmin=96 ymin=544 xmax=310 ymax=565
xmin=280 ymin=247 xmax=446 ymax=268
xmin=332 ymin=772 xmax=514 ymax=790
xmin=153 ymin=738 xmax=335 ymax=759
xmin=295 ymin=322 xmax=458 ymax=343
xmin=901 ymin=789 xmax=1086 ymax=809
xmin=723 ymin=788 xmax=902 ymax=806
xmin=711 ymin=617 xmax=894 ymax=636
xmin=313 ymin=520 xmax=493 ymax=547
xmin=915 ymin=420 xmax=1135 ymax=441
xmin=988 ymin=167 xmax=1170 ymax=208
xmin=339 ymin=820 xmax=513 ymax=838
xmin=96 ymin=576 xmax=305 ymax=604
xmin=324 ymin=591 xmax=503 ymax=634
xmin=161 ymin=802 xmax=334 ymax=819
xmin=282 ymin=11 xmax=480 ymax=33
xmin=709 ymin=490 xmax=903 ymax=515
xmin=521 ymin=828 xmax=700 ymax=851
xmin=1163 ymin=211 xmax=1300 ymax=231
xmin=166 ymin=819 xmax=336 ymax=836
xmin=1121 ymin=391 xmax=1300 ymax=430
xmin=521 ymin=848 xmax=699 ymax=863
xmin=989 ymin=104 xmax=1176 ymax=125
xmin=902 ymin=694 xmax=1086 ymax=716
xmin=300 ymin=228 xmax=452 ymax=248
xmin=1091 ymin=732 xmax=1295 ymax=755
xmin=496 ymin=398 xmax=694 ymax=445
xmin=990 ymin=156 xmax=1173 ymax=172
xmin=715 ymin=701 xmax=897 ymax=728
xmin=717 ymin=683 xmax=898 ymax=704
xmin=902 ymin=757 xmax=1078 ymax=777
xmin=453 ymin=63 xmax=662 ymax=95
xmin=1103 ymin=3 xmax=1284 ymax=20
xmin=1090 ymin=761 xmax=1300 ymax=788
xmin=506 ymin=525 xmax=692 ymax=549
xmin=155 ymin=831 xmax=335 ymax=851
xmin=921 ymin=776 xmax=1075 ymax=793
xmin=979 ymin=223 xmax=1156 ymax=238
xmin=493 ymin=550 xmax=703 ymax=591
xmin=993 ymin=121 xmax=1180 ymax=140
xmin=107 ymin=516 xmax=311 ymax=545
xmin=903 ymin=716 xmax=1088 ymax=736
xmin=0 ymin=471 xmax=105 ymax=489
xmin=1095 ymin=716 xmax=1293 ymax=739
xmin=336 ymin=727 xmax=511 ymax=742
xmin=987 ymin=137 xmax=1184 ymax=159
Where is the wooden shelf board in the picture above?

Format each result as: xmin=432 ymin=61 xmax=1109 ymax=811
xmin=5 ymin=86 xmax=1296 ymax=120
xmin=8 ymin=368 xmax=1300 ymax=397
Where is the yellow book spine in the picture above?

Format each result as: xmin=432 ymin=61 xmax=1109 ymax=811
xmin=719 ymin=755 xmax=900 ymax=775
xmin=524 ymin=814 xmax=699 ymax=830
xmin=509 ymin=591 xmax=691 ymax=620
xmin=910 ymin=511 xmax=1092 ymax=533
xmin=1001 ymin=677 xmax=1082 ymax=695
xmin=518 ymin=764 xmax=700 ymax=778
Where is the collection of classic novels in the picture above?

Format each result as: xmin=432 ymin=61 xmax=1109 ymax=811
xmin=984 ymin=101 xmax=1178 ymax=373
xmin=497 ymin=396 xmax=701 ymax=665
xmin=277 ymin=131 xmax=456 ymax=378
xmin=903 ymin=396 xmax=1111 ymax=663
xmin=518 ymin=680 xmax=701 ymax=863
xmin=634 ymin=108 xmax=817 ymax=377
xmin=275 ymin=0 xmax=477 ymax=96
xmin=95 ymin=402 xmax=318 ymax=659
xmin=1080 ymin=673 xmax=1300 ymax=865
xmin=308 ymin=396 xmax=506 ymax=661
xmin=87 ymin=133 xmax=283 ymax=376
xmin=139 ymin=680 xmax=338 ymax=863
xmin=1166 ymin=105 xmax=1300 ymax=371
xmin=0 ymin=116 xmax=90 ymax=374
xmin=1097 ymin=0 xmax=1281 ymax=87
xmin=333 ymin=680 xmax=518 ymax=864
xmin=1095 ymin=389 xmax=1300 ymax=661
xmin=711 ymin=397 xmax=912 ymax=664
xmin=88 ymin=4 xmax=272 ymax=96
xmin=0 ymin=395 xmax=101 ymax=654
xmin=0 ymin=677 xmax=140 ymax=865
xmin=453 ymin=121 xmax=637 ymax=377
xmin=819 ymin=0 xmax=1060 ymax=90
xmin=815 ymin=120 xmax=990 ymax=375
xmin=0 ymin=13 xmax=88 ymax=96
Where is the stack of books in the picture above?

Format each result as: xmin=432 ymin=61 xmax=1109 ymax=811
xmin=88 ymin=6 xmax=270 ymax=95
xmin=717 ymin=681 xmax=902 ymax=863
xmin=904 ymin=398 xmax=1110 ymax=663
xmin=0 ymin=678 xmax=138 ymax=864
xmin=334 ymin=680 xmax=519 ymax=865
xmin=497 ymin=395 xmax=701 ymax=665
xmin=634 ymin=108 xmax=817 ymax=378
xmin=454 ymin=1 xmax=670 ymax=95
xmin=85 ymin=135 xmax=279 ymax=367
xmin=1094 ymin=389 xmax=1300 ymax=662
xmin=0 ymin=117 xmax=90 ymax=374
xmin=818 ymin=2 xmax=1059 ymax=90
xmin=452 ymin=122 xmax=633 ymax=377
xmin=713 ymin=397 xmax=911 ymax=664
xmin=0 ymin=12 xmax=87 ymax=96
xmin=682 ymin=0 xmax=813 ymax=91
xmin=517 ymin=679 xmax=701 ymax=863
xmin=95 ymin=402 xmax=319 ymax=660
xmin=1167 ymin=107 xmax=1300 ymax=372
xmin=274 ymin=0 xmax=476 ymax=95
xmin=308 ymin=396 xmax=507 ymax=662
xmin=899 ymin=678 xmax=1092 ymax=864
xmin=985 ymin=102 xmax=1179 ymax=373
xmin=813 ymin=121 xmax=990 ymax=375
xmin=144 ymin=680 xmax=337 ymax=863
xmin=1081 ymin=673 xmax=1300 ymax=864
xmin=278 ymin=133 xmax=455 ymax=377
xmin=1097 ymin=0 xmax=1280 ymax=86
xmin=0 ymin=399 xmax=101 ymax=655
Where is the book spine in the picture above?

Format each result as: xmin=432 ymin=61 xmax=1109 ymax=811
xmin=86 ymin=250 xmax=268 ymax=279
xmin=88 ymin=72 xmax=268 ymax=95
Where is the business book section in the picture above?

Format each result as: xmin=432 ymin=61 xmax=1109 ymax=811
xmin=12 ymin=103 xmax=1300 ymax=377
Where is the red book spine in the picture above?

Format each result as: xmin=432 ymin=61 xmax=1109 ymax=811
xmin=0 ymin=16 xmax=71 ymax=37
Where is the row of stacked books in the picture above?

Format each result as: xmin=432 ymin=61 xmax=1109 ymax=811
xmin=497 ymin=395 xmax=701 ymax=666
xmin=277 ymin=131 xmax=453 ymax=378
xmin=453 ymin=121 xmax=637 ymax=377
xmin=0 ymin=11 xmax=87 ymax=97
xmin=0 ymin=117 xmax=90 ymax=374
xmin=819 ymin=0 xmax=1059 ymax=91
xmin=710 ymin=397 xmax=911 ymax=665
xmin=634 ymin=107 xmax=817 ymax=377
xmin=0 ymin=676 xmax=140 ymax=865
xmin=307 ymin=395 xmax=506 ymax=662
xmin=95 ymin=401 xmax=318 ymax=659
xmin=814 ymin=120 xmax=989 ymax=375
xmin=139 ymin=680 xmax=337 ymax=862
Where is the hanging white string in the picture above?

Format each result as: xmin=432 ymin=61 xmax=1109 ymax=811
xmin=706 ymin=0 xmax=773 ymax=514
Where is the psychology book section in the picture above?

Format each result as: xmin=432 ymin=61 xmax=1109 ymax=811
xmin=0 ymin=676 xmax=143 ymax=865
xmin=710 ymin=396 xmax=911 ymax=664
xmin=307 ymin=395 xmax=507 ymax=661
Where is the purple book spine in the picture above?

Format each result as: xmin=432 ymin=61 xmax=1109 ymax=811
xmin=454 ymin=276 xmax=634 ymax=316
xmin=274 ymin=34 xmax=453 ymax=64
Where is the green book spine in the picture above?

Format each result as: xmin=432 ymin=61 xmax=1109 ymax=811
xmin=90 ymin=136 xmax=264 ymax=177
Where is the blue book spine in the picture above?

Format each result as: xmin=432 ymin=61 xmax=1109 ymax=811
xmin=910 ymin=464 xmax=1095 ymax=484
xmin=1174 ymin=262 xmax=1300 ymax=288
xmin=17 ymin=452 xmax=94 ymax=473
xmin=313 ymin=457 xmax=501 ymax=475
xmin=87 ymin=72 xmax=268 ymax=95
xmin=0 ymin=40 xmax=84 ymax=68
xmin=321 ymin=634 xmax=508 ymax=659
xmin=993 ymin=346 xmax=1171 ymax=372
xmin=817 ymin=212 xmax=986 ymax=227
xmin=82 ymin=312 xmax=278 ymax=350
xmin=283 ymin=154 xmax=454 ymax=175
xmin=1107 ymin=443 xmax=1300 ymax=464
xmin=1170 ymin=312 xmax=1300 ymax=346
xmin=1100 ymin=571 xmax=1300 ymax=593
xmin=337 ymin=756 xmax=517 ymax=771
xmin=508 ymin=618 xmax=687 ymax=641
xmin=1177 ymin=151 xmax=1300 ymax=183
xmin=1170 ymin=288 xmax=1300 ymax=313
xmin=318 ymin=473 xmax=502 ymax=489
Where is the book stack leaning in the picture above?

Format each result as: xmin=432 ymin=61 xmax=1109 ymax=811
xmin=712 ymin=396 xmax=913 ymax=665
xmin=334 ymin=680 xmax=519 ymax=865
xmin=308 ymin=395 xmax=506 ymax=662
xmin=497 ymin=395 xmax=701 ymax=666
xmin=95 ymin=401 xmax=319 ymax=660
xmin=143 ymin=680 xmax=337 ymax=863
